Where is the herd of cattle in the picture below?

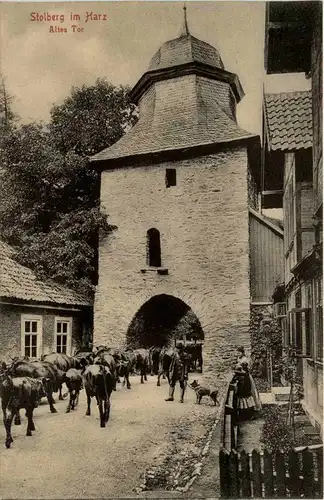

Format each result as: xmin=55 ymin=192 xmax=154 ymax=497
xmin=0 ymin=343 xmax=203 ymax=449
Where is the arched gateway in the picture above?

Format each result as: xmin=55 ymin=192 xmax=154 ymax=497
xmin=126 ymin=294 xmax=204 ymax=348
xmin=91 ymin=8 xmax=260 ymax=378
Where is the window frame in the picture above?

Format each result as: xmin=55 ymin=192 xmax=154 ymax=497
xmin=54 ymin=317 xmax=72 ymax=355
xmin=21 ymin=314 xmax=43 ymax=359
xmin=165 ymin=168 xmax=177 ymax=188
xmin=289 ymin=307 xmax=312 ymax=356
xmin=146 ymin=228 xmax=162 ymax=267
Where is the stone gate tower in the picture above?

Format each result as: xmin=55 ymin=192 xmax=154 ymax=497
xmin=91 ymin=9 xmax=260 ymax=377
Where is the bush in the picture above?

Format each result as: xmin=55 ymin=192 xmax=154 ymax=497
xmin=251 ymin=313 xmax=283 ymax=385
xmin=260 ymin=405 xmax=294 ymax=453
xmin=254 ymin=377 xmax=271 ymax=393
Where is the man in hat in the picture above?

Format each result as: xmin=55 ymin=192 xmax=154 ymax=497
xmin=165 ymin=343 xmax=189 ymax=403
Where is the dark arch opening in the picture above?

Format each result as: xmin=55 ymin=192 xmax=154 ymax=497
xmin=126 ymin=294 xmax=204 ymax=348
xmin=147 ymin=228 xmax=161 ymax=267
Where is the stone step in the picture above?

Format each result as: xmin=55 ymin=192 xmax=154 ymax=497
xmin=260 ymin=392 xmax=276 ymax=405
xmin=271 ymin=386 xmax=293 ymax=402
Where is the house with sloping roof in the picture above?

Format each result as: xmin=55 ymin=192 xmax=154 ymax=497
xmin=0 ymin=241 xmax=93 ymax=360
xmin=263 ymin=1 xmax=322 ymax=436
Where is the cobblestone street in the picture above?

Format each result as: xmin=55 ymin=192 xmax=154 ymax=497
xmin=0 ymin=375 xmax=220 ymax=499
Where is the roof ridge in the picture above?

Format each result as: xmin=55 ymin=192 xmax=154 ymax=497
xmin=265 ymin=90 xmax=311 ymax=97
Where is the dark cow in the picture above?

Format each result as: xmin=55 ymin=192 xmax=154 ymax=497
xmin=149 ymin=347 xmax=161 ymax=376
xmin=43 ymin=353 xmax=81 ymax=399
xmin=92 ymin=345 xmax=110 ymax=358
xmin=157 ymin=347 xmax=175 ymax=386
xmin=96 ymin=347 xmax=133 ymax=389
xmin=133 ymin=349 xmax=150 ymax=384
xmin=111 ymin=349 xmax=134 ymax=389
xmin=74 ymin=351 xmax=94 ymax=371
xmin=118 ymin=360 xmax=132 ymax=390
xmin=93 ymin=352 xmax=117 ymax=390
xmin=7 ymin=359 xmax=64 ymax=416
xmin=123 ymin=349 xmax=137 ymax=374
xmin=83 ymin=364 xmax=114 ymax=427
xmin=1 ymin=372 xmax=46 ymax=448
xmin=63 ymin=368 xmax=83 ymax=413
xmin=105 ymin=348 xmax=124 ymax=382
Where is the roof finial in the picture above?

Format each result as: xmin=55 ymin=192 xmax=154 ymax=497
xmin=180 ymin=2 xmax=190 ymax=37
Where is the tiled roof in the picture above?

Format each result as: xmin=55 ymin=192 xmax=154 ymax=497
xmin=92 ymin=78 xmax=255 ymax=163
xmin=264 ymin=91 xmax=312 ymax=151
xmin=0 ymin=241 xmax=91 ymax=307
xmin=148 ymin=34 xmax=224 ymax=72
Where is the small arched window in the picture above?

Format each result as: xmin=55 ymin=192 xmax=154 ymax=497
xmin=147 ymin=228 xmax=161 ymax=267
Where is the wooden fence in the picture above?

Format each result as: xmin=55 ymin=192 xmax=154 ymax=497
xmin=219 ymin=445 xmax=323 ymax=498
xmin=220 ymin=378 xmax=238 ymax=450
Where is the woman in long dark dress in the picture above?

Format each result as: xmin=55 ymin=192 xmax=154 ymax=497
xmin=234 ymin=362 xmax=256 ymax=421
xmin=234 ymin=346 xmax=262 ymax=412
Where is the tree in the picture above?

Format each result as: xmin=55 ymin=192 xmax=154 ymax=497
xmin=0 ymin=74 xmax=17 ymax=132
xmin=50 ymin=78 xmax=137 ymax=156
xmin=0 ymin=78 xmax=137 ymax=297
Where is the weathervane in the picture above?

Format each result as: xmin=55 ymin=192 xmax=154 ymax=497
xmin=180 ymin=1 xmax=190 ymax=37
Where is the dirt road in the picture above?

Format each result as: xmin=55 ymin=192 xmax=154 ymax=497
xmin=1 ymin=375 xmax=203 ymax=499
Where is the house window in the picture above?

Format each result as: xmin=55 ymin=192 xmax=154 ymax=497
xmin=304 ymin=308 xmax=313 ymax=358
xmin=55 ymin=317 xmax=72 ymax=355
xmin=165 ymin=168 xmax=176 ymax=188
xmin=147 ymin=228 xmax=161 ymax=267
xmin=21 ymin=315 xmax=42 ymax=358
xmin=304 ymin=285 xmax=313 ymax=357
xmin=283 ymin=315 xmax=289 ymax=348
xmin=295 ymin=289 xmax=302 ymax=308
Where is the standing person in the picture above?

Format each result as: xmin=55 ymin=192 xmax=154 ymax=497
xmin=235 ymin=345 xmax=249 ymax=367
xmin=234 ymin=346 xmax=262 ymax=412
xmin=234 ymin=362 xmax=256 ymax=421
xmin=165 ymin=344 xmax=188 ymax=403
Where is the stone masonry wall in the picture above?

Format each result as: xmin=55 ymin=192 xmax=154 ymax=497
xmin=94 ymin=146 xmax=251 ymax=379
xmin=0 ymin=304 xmax=83 ymax=359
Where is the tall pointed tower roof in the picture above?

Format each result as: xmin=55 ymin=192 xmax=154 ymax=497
xmin=91 ymin=7 xmax=258 ymax=167
xmin=148 ymin=5 xmax=224 ymax=72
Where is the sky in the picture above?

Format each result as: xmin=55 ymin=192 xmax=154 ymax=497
xmin=2 ymin=1 xmax=267 ymax=135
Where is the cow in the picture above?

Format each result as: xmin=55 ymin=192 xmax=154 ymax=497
xmin=43 ymin=353 xmax=82 ymax=399
xmin=62 ymin=368 xmax=83 ymax=413
xmin=105 ymin=348 xmax=125 ymax=382
xmin=0 ymin=372 xmax=46 ymax=448
xmin=92 ymin=345 xmax=109 ymax=357
xmin=118 ymin=360 xmax=132 ymax=390
xmin=157 ymin=347 xmax=175 ymax=386
xmin=123 ymin=349 xmax=137 ymax=374
xmin=83 ymin=364 xmax=114 ymax=427
xmin=74 ymin=351 xmax=94 ymax=371
xmin=133 ymin=349 xmax=150 ymax=384
xmin=107 ymin=348 xmax=134 ymax=389
xmin=7 ymin=359 xmax=64 ymax=416
xmin=149 ymin=347 xmax=162 ymax=376
xmin=93 ymin=352 xmax=117 ymax=391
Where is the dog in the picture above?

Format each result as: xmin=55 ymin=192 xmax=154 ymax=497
xmin=189 ymin=380 xmax=220 ymax=406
